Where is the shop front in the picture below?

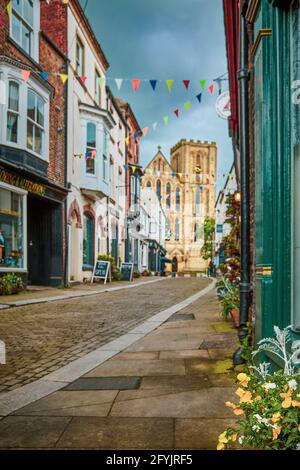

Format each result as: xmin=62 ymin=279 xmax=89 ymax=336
xmin=0 ymin=167 xmax=67 ymax=286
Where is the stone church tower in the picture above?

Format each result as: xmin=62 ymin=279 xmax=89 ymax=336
xmin=142 ymin=139 xmax=217 ymax=273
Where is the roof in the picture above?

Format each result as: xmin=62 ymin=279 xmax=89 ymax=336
xmin=114 ymin=98 xmax=142 ymax=133
xmin=145 ymin=148 xmax=172 ymax=170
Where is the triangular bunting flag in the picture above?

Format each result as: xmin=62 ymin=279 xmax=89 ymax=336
xmin=123 ymin=164 xmax=127 ymax=170
xmin=21 ymin=70 xmax=31 ymax=82
xmin=196 ymin=93 xmax=202 ymax=103
xmin=115 ymin=78 xmax=123 ymax=90
xmin=99 ymin=77 xmax=105 ymax=88
xmin=152 ymin=122 xmax=158 ymax=131
xmin=166 ymin=80 xmax=174 ymax=93
xmin=208 ymin=83 xmax=214 ymax=94
xmin=200 ymin=79 xmax=206 ymax=90
xmin=149 ymin=80 xmax=157 ymax=91
xmin=125 ymin=136 xmax=129 ymax=146
xmin=163 ymin=116 xmax=169 ymax=125
xmin=183 ymin=80 xmax=190 ymax=90
xmin=40 ymin=72 xmax=49 ymax=81
xmin=7 ymin=2 xmax=11 ymax=16
xmin=224 ymin=99 xmax=231 ymax=110
xmin=142 ymin=127 xmax=149 ymax=137
xmin=60 ymin=74 xmax=68 ymax=84
xmin=80 ymin=76 xmax=87 ymax=85
xmin=132 ymin=165 xmax=136 ymax=174
xmin=91 ymin=150 xmax=96 ymax=159
xmin=184 ymin=100 xmax=191 ymax=110
xmin=132 ymin=79 xmax=141 ymax=92
xmin=174 ymin=109 xmax=179 ymax=118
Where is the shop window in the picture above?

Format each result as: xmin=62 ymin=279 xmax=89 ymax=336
xmin=27 ymin=89 xmax=44 ymax=156
xmin=166 ymin=183 xmax=171 ymax=209
xmin=7 ymin=81 xmax=19 ymax=144
xmin=0 ymin=185 xmax=26 ymax=270
xmin=86 ymin=122 xmax=96 ymax=175
xmin=174 ymin=218 xmax=180 ymax=241
xmin=176 ymin=187 xmax=180 ymax=212
xmin=156 ymin=179 xmax=161 ymax=199
xmin=83 ymin=213 xmax=94 ymax=268
xmin=76 ymin=37 xmax=84 ymax=76
xmin=11 ymin=0 xmax=35 ymax=57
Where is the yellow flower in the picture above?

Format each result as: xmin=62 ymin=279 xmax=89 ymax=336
xmin=255 ymin=395 xmax=262 ymax=401
xmin=271 ymin=412 xmax=282 ymax=423
xmin=217 ymin=442 xmax=225 ymax=451
xmin=237 ymin=373 xmax=250 ymax=387
xmin=280 ymin=388 xmax=292 ymax=399
xmin=292 ymin=400 xmax=300 ymax=408
xmin=240 ymin=391 xmax=252 ymax=403
xmin=218 ymin=431 xmax=229 ymax=444
xmin=225 ymin=401 xmax=236 ymax=409
xmin=272 ymin=425 xmax=281 ymax=441
xmin=231 ymin=433 xmax=238 ymax=442
xmin=282 ymin=397 xmax=292 ymax=409
xmin=235 ymin=387 xmax=246 ymax=398
xmin=233 ymin=407 xmax=244 ymax=416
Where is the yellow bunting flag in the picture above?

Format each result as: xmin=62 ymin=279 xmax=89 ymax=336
xmin=166 ymin=79 xmax=174 ymax=93
xmin=99 ymin=77 xmax=105 ymax=88
xmin=132 ymin=166 xmax=136 ymax=174
xmin=184 ymin=100 xmax=191 ymax=110
xmin=7 ymin=1 xmax=11 ymax=16
xmin=125 ymin=136 xmax=129 ymax=146
xmin=163 ymin=116 xmax=169 ymax=125
xmin=60 ymin=74 xmax=68 ymax=84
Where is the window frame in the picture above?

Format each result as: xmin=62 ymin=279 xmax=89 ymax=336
xmin=85 ymin=122 xmax=97 ymax=176
xmin=7 ymin=80 xmax=20 ymax=144
xmin=10 ymin=0 xmax=39 ymax=61
xmin=76 ymin=36 xmax=85 ymax=77
xmin=26 ymin=88 xmax=45 ymax=157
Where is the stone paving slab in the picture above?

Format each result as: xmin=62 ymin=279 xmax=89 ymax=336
xmin=84 ymin=359 xmax=186 ymax=378
xmin=56 ymin=417 xmax=174 ymax=449
xmin=64 ymin=377 xmax=141 ymax=391
xmin=140 ymin=375 xmax=211 ymax=391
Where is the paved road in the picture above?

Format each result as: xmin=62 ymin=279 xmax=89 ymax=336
xmin=0 ymin=278 xmax=209 ymax=393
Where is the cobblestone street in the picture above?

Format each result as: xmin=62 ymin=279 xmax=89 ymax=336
xmin=0 ymin=278 xmax=209 ymax=393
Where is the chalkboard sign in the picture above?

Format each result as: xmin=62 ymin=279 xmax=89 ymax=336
xmin=91 ymin=261 xmax=111 ymax=284
xmin=120 ymin=262 xmax=134 ymax=281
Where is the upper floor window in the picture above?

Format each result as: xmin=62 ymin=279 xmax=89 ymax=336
xmin=176 ymin=187 xmax=181 ymax=212
xmin=166 ymin=183 xmax=171 ymax=209
xmin=103 ymin=129 xmax=108 ymax=181
xmin=95 ymin=69 xmax=101 ymax=106
xmin=194 ymin=188 xmax=201 ymax=215
xmin=130 ymin=175 xmax=136 ymax=207
xmin=27 ymin=89 xmax=44 ymax=156
xmin=76 ymin=37 xmax=84 ymax=76
xmin=156 ymin=179 xmax=161 ymax=199
xmin=11 ymin=0 xmax=35 ymax=57
xmin=86 ymin=122 xmax=96 ymax=175
xmin=7 ymin=81 xmax=19 ymax=144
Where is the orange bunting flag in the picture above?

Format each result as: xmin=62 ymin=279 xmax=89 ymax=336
xmin=142 ymin=127 xmax=149 ymax=137
xmin=132 ymin=79 xmax=141 ymax=92
xmin=183 ymin=80 xmax=190 ymax=90
xmin=21 ymin=70 xmax=31 ymax=82
xmin=60 ymin=74 xmax=68 ymax=84
xmin=208 ymin=83 xmax=214 ymax=94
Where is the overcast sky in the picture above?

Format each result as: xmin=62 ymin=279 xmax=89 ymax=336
xmin=80 ymin=0 xmax=233 ymax=189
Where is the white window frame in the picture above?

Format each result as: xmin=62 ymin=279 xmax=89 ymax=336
xmin=85 ymin=121 xmax=97 ymax=176
xmin=76 ymin=37 xmax=84 ymax=76
xmin=10 ymin=0 xmax=40 ymax=62
xmin=0 ymin=181 xmax=27 ymax=273
xmin=94 ymin=68 xmax=101 ymax=107
xmin=26 ymin=88 xmax=45 ymax=157
xmin=0 ymin=64 xmax=49 ymax=162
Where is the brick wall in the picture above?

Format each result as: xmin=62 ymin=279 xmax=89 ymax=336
xmin=40 ymin=0 xmax=68 ymax=55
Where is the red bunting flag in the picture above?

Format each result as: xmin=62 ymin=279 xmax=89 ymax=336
xmin=21 ymin=70 xmax=31 ymax=81
xmin=183 ymin=80 xmax=190 ymax=90
xmin=208 ymin=83 xmax=214 ymax=94
xmin=132 ymin=79 xmax=141 ymax=92
xmin=174 ymin=109 xmax=179 ymax=118
xmin=142 ymin=127 xmax=149 ymax=136
xmin=80 ymin=76 xmax=87 ymax=86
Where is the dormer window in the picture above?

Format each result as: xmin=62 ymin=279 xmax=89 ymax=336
xmin=10 ymin=0 xmax=39 ymax=60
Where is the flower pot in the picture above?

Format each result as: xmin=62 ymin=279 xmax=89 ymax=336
xmin=230 ymin=308 xmax=240 ymax=328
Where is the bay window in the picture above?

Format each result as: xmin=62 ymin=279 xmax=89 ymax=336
xmin=7 ymin=81 xmax=19 ymax=144
xmin=27 ymin=89 xmax=44 ymax=156
xmin=0 ymin=184 xmax=26 ymax=271
xmin=103 ymin=129 xmax=108 ymax=181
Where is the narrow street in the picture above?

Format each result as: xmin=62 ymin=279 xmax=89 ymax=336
xmin=0 ymin=281 xmax=238 ymax=450
xmin=0 ymin=278 xmax=209 ymax=393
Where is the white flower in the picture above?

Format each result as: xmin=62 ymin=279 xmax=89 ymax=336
xmin=238 ymin=436 xmax=244 ymax=445
xmin=252 ymin=425 xmax=260 ymax=432
xmin=264 ymin=382 xmax=276 ymax=390
xmin=296 ymin=444 xmax=300 ymax=451
xmin=288 ymin=379 xmax=298 ymax=390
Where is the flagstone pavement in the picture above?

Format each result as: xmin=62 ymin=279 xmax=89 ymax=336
xmin=0 ymin=287 xmax=239 ymax=450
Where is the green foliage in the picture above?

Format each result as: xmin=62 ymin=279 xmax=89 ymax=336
xmin=220 ymin=286 xmax=240 ymax=320
xmin=112 ymin=270 xmax=122 ymax=281
xmin=0 ymin=273 xmax=24 ymax=296
xmin=201 ymin=217 xmax=215 ymax=261
xmin=97 ymin=254 xmax=115 ymax=266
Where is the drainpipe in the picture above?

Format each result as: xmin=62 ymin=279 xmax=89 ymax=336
xmin=63 ymin=60 xmax=69 ymax=287
xmin=106 ymin=195 xmax=110 ymax=255
xmin=233 ymin=0 xmax=251 ymax=365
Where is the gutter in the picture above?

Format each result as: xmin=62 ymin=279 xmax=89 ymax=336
xmin=233 ymin=0 xmax=251 ymax=365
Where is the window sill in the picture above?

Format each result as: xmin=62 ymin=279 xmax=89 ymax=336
xmin=8 ymin=36 xmax=40 ymax=69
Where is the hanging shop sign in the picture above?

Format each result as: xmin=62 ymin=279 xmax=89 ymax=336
xmin=120 ymin=262 xmax=134 ymax=282
xmin=91 ymin=260 xmax=111 ymax=285
xmin=216 ymin=91 xmax=231 ymax=119
xmin=0 ymin=169 xmax=45 ymax=196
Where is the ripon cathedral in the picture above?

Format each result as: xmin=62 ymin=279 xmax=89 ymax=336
xmin=141 ymin=139 xmax=217 ymax=273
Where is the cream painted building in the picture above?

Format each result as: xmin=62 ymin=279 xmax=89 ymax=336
xmin=142 ymin=140 xmax=217 ymax=273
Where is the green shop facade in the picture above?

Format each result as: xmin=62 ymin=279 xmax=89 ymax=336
xmin=246 ymin=0 xmax=300 ymax=351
